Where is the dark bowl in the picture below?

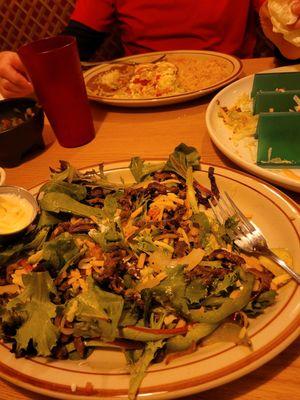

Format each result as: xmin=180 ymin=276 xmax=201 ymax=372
xmin=0 ymin=98 xmax=44 ymax=167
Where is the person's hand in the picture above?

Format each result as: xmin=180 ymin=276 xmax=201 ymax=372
xmin=260 ymin=0 xmax=300 ymax=59
xmin=0 ymin=51 xmax=33 ymax=98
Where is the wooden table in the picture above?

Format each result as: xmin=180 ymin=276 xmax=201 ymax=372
xmin=1 ymin=57 xmax=299 ymax=400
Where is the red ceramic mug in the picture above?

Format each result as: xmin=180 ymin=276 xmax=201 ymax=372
xmin=18 ymin=36 xmax=95 ymax=148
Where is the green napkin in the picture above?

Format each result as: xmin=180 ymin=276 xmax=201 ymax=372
xmin=251 ymin=72 xmax=300 ymax=99
xmin=256 ymin=112 xmax=300 ymax=167
xmin=253 ymin=90 xmax=300 ymax=115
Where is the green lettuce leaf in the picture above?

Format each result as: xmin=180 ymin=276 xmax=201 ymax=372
xmin=163 ymin=143 xmax=200 ymax=179
xmin=130 ymin=230 xmax=157 ymax=254
xmin=185 ymin=279 xmax=208 ymax=304
xmin=0 ymin=227 xmax=49 ymax=267
xmin=244 ymin=290 xmax=277 ymax=317
xmin=66 ymin=276 xmax=124 ymax=341
xmin=6 ymin=272 xmax=58 ymax=356
xmin=82 ymin=164 xmax=125 ymax=190
xmin=40 ymin=181 xmax=87 ymax=201
xmin=151 ymin=265 xmax=188 ymax=315
xmin=39 ymin=192 xmax=103 ymax=218
xmin=129 ymin=157 xmax=164 ymax=183
xmin=88 ymin=193 xmax=125 ymax=251
xmin=127 ymin=340 xmax=165 ymax=400
xmin=192 ymin=212 xmax=211 ymax=247
xmin=28 ymin=232 xmax=80 ymax=271
xmin=37 ymin=210 xmax=63 ymax=228
xmin=50 ymin=161 xmax=81 ymax=183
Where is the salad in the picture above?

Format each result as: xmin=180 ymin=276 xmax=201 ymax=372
xmin=0 ymin=144 xmax=292 ymax=399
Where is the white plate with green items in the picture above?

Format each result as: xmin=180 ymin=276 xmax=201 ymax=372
xmin=206 ymin=65 xmax=300 ymax=192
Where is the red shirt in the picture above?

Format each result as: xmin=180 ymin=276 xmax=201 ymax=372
xmin=71 ymin=0 xmax=265 ymax=58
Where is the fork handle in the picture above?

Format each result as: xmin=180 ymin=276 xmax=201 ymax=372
xmin=262 ymin=249 xmax=300 ymax=284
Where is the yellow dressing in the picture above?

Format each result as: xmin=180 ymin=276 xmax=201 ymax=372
xmin=0 ymin=193 xmax=34 ymax=234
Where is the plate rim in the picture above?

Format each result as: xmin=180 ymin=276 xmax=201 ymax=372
xmin=0 ymin=167 xmax=5 ymax=185
xmin=205 ymin=65 xmax=300 ymax=192
xmin=0 ymin=160 xmax=299 ymax=399
xmin=83 ymin=50 xmax=243 ymax=107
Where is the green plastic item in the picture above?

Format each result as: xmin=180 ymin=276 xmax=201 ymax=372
xmin=256 ymin=112 xmax=300 ymax=167
xmin=251 ymin=72 xmax=300 ymax=99
xmin=253 ymin=90 xmax=300 ymax=115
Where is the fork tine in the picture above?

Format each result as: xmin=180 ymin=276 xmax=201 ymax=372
xmin=211 ymin=195 xmax=300 ymax=284
xmin=217 ymin=196 xmax=232 ymax=220
xmin=224 ymin=192 xmax=255 ymax=233
xmin=209 ymin=196 xmax=244 ymax=240
xmin=218 ymin=194 xmax=251 ymax=237
xmin=208 ymin=198 xmax=224 ymax=224
xmin=219 ymin=193 xmax=252 ymax=236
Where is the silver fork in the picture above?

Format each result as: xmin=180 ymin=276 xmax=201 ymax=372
xmin=209 ymin=192 xmax=300 ymax=284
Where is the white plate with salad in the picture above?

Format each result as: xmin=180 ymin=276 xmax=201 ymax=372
xmin=0 ymin=145 xmax=299 ymax=400
xmin=206 ymin=65 xmax=300 ymax=193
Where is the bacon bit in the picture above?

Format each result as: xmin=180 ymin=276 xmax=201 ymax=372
xmin=165 ymin=342 xmax=197 ymax=365
xmin=148 ymin=205 xmax=162 ymax=221
xmin=84 ymin=382 xmax=96 ymax=395
xmin=239 ymin=311 xmax=249 ymax=328
xmin=19 ymin=259 xmax=33 ymax=271
xmin=85 ymin=241 xmax=102 ymax=259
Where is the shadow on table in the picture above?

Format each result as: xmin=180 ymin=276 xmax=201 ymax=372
xmin=2 ymin=124 xmax=56 ymax=170
xmin=90 ymin=91 xmax=216 ymax=115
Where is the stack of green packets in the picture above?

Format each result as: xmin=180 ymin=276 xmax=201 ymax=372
xmin=251 ymin=72 xmax=300 ymax=167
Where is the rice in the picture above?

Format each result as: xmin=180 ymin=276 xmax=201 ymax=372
xmin=171 ymin=56 xmax=233 ymax=91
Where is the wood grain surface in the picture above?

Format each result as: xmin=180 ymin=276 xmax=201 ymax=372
xmin=1 ymin=57 xmax=299 ymax=400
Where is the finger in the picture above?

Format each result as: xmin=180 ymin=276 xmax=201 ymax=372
xmin=0 ymin=66 xmax=33 ymax=90
xmin=0 ymin=78 xmax=33 ymax=97
xmin=9 ymin=53 xmax=30 ymax=77
xmin=0 ymin=83 xmax=23 ymax=99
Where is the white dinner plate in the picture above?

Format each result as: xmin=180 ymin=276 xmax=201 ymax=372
xmin=206 ymin=65 xmax=300 ymax=193
xmin=83 ymin=50 xmax=242 ymax=107
xmin=0 ymin=161 xmax=299 ymax=399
